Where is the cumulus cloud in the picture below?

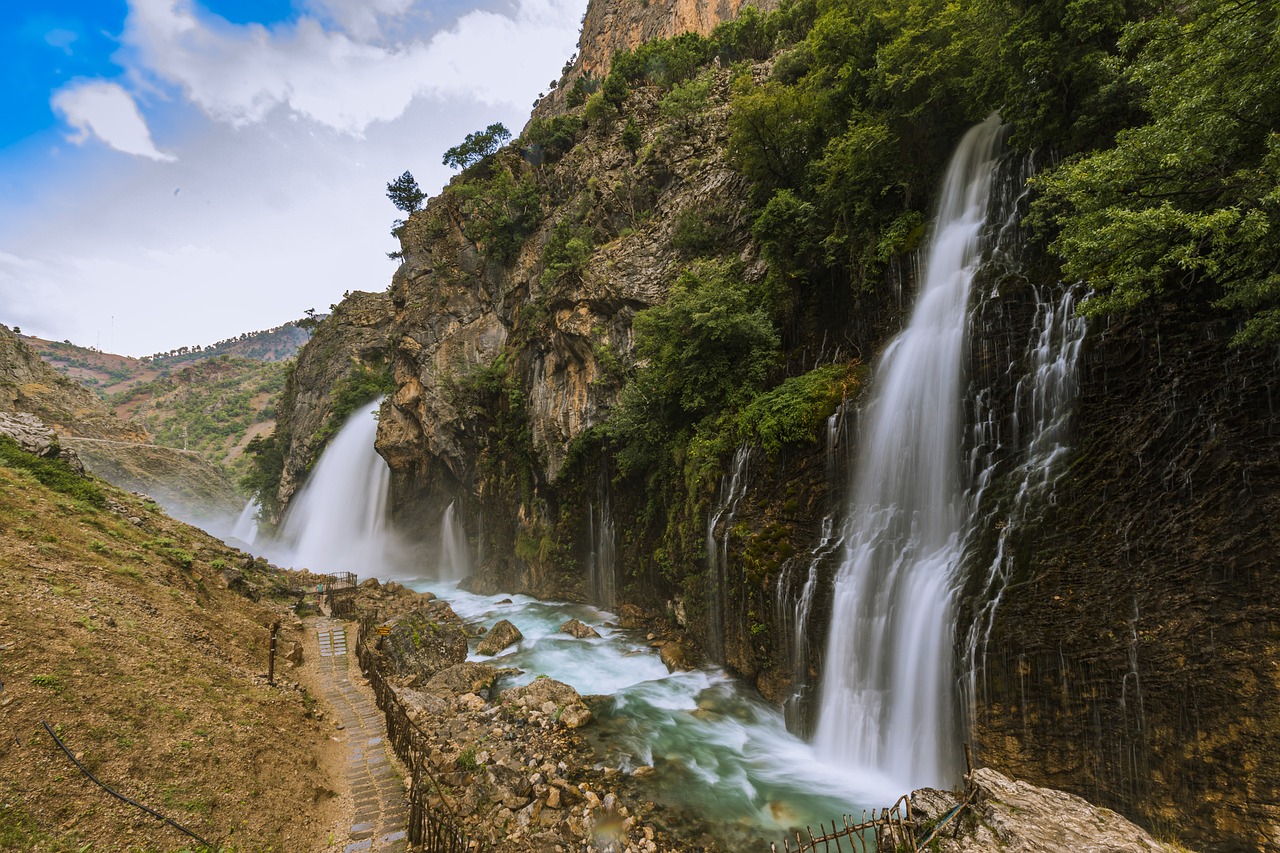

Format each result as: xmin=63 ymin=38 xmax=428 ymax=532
xmin=50 ymin=81 xmax=177 ymax=161
xmin=118 ymin=0 xmax=582 ymax=135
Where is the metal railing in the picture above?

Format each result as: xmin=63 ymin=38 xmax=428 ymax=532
xmin=354 ymin=612 xmax=486 ymax=852
xmin=323 ymin=572 xmax=359 ymax=618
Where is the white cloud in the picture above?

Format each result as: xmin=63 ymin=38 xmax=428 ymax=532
xmin=50 ymin=81 xmax=177 ymax=162
xmin=118 ymin=0 xmax=583 ymax=135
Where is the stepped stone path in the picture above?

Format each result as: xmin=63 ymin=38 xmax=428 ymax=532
xmin=314 ymin=617 xmax=409 ymax=853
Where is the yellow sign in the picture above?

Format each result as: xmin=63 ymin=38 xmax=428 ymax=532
xmin=376 ymin=626 xmax=391 ymax=636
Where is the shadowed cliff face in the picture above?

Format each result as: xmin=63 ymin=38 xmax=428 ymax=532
xmin=972 ymin=310 xmax=1280 ymax=852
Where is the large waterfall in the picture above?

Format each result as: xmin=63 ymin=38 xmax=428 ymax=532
xmin=277 ymin=398 xmax=391 ymax=575
xmin=814 ymin=116 xmax=1005 ymax=789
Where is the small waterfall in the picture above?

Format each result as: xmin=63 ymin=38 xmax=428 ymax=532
xmin=963 ymin=283 xmax=1087 ymax=713
xmin=705 ymin=444 xmax=751 ymax=663
xmin=278 ymin=398 xmax=390 ymax=575
xmin=588 ymin=486 xmax=618 ymax=608
xmin=814 ymin=115 xmax=1005 ymax=789
xmin=438 ymin=501 xmax=471 ymax=581
xmin=230 ymin=498 xmax=259 ymax=545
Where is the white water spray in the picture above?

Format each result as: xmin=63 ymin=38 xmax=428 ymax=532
xmin=814 ymin=116 xmax=1005 ymax=789
xmin=230 ymin=498 xmax=259 ymax=545
xmin=438 ymin=501 xmax=471 ymax=581
xmin=277 ymin=399 xmax=390 ymax=575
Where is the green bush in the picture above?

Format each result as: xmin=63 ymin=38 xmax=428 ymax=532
xmin=737 ymin=363 xmax=861 ymax=455
xmin=0 ymin=435 xmax=104 ymax=507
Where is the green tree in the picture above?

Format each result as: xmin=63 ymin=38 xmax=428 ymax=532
xmin=386 ymin=171 xmax=425 ymax=213
xmin=442 ymin=123 xmax=512 ymax=170
xmin=1034 ymin=0 xmax=1280 ymax=344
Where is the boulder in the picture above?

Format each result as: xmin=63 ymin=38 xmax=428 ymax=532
xmin=476 ymin=619 xmax=523 ymax=656
xmin=502 ymin=677 xmax=592 ymax=729
xmin=658 ymin=641 xmax=695 ymax=672
xmin=559 ymin=618 xmax=601 ymax=639
xmin=423 ymin=662 xmax=500 ymax=698
xmin=379 ymin=602 xmax=469 ymax=680
xmin=921 ymin=769 xmax=1180 ymax=853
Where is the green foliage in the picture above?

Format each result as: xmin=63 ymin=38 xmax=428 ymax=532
xmin=620 ymin=118 xmax=642 ymax=156
xmin=659 ymin=72 xmax=713 ymax=134
xmin=523 ymin=115 xmax=583 ymax=165
xmin=0 ymin=435 xmax=104 ymax=508
xmin=241 ymin=429 xmax=286 ymax=521
xmin=452 ymin=163 xmax=544 ymax=265
xmin=386 ymin=170 xmax=426 ymax=213
xmin=609 ymin=32 xmax=714 ymax=90
xmin=736 ymin=363 xmax=861 ymax=455
xmin=670 ymin=202 xmax=737 ymax=257
xmin=539 ymin=217 xmax=596 ymax=287
xmin=607 ymin=261 xmax=779 ymax=475
xmin=583 ymin=91 xmax=616 ymax=132
xmin=566 ymin=75 xmax=597 ymax=108
xmin=442 ymin=122 xmax=512 ymax=170
xmin=1033 ymin=0 xmax=1280 ymax=344
xmin=311 ymin=363 xmax=395 ymax=451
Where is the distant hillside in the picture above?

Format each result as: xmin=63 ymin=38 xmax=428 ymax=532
xmin=110 ymin=355 xmax=287 ymax=483
xmin=22 ymin=321 xmax=309 ymax=399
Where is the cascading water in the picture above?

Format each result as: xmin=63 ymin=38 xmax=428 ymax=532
xmin=230 ymin=498 xmax=259 ymax=545
xmin=437 ymin=500 xmax=471 ymax=581
xmin=705 ymin=444 xmax=751 ymax=663
xmin=814 ymin=115 xmax=1005 ymax=790
xmin=587 ymin=486 xmax=617 ymax=608
xmin=963 ymin=282 xmax=1087 ymax=713
xmin=277 ymin=398 xmax=391 ymax=575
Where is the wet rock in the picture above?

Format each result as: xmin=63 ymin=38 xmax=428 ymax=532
xmin=658 ymin=641 xmax=695 ymax=672
xmin=559 ymin=618 xmax=601 ymax=639
xmin=617 ymin=604 xmax=647 ymax=629
xmin=477 ymin=619 xmax=523 ymax=656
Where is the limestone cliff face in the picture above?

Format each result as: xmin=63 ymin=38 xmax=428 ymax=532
xmin=377 ymin=78 xmax=756 ymax=536
xmin=534 ymin=0 xmax=775 ymax=116
xmin=274 ymin=290 xmax=393 ymax=509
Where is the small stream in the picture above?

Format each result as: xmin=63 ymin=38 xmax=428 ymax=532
xmin=408 ymin=579 xmax=888 ymax=847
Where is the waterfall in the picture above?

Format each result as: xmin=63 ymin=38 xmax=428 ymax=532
xmin=705 ymin=444 xmax=751 ymax=663
xmin=438 ymin=500 xmax=471 ymax=581
xmin=277 ymin=398 xmax=390 ymax=575
xmin=230 ymin=498 xmax=259 ymax=545
xmin=814 ymin=115 xmax=1005 ymax=789
xmin=963 ymin=283 xmax=1087 ymax=715
xmin=588 ymin=486 xmax=618 ymax=608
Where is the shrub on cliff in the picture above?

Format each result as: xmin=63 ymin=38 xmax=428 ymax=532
xmin=443 ymin=122 xmax=512 ymax=170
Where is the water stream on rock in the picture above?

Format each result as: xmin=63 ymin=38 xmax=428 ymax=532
xmin=437 ymin=500 xmax=471 ymax=582
xmin=813 ymin=115 xmax=1005 ymax=791
xmin=230 ymin=498 xmax=259 ymax=546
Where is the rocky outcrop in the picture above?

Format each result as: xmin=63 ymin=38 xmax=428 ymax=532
xmin=0 ymin=324 xmax=148 ymax=442
xmin=916 ymin=769 xmax=1178 ymax=853
xmin=501 ymin=677 xmax=592 ymax=729
xmin=0 ymin=411 xmax=84 ymax=473
xmin=560 ymin=618 xmax=600 ymax=639
xmin=274 ymin=290 xmax=393 ymax=509
xmin=379 ymin=600 xmax=469 ymax=681
xmin=536 ymin=0 xmax=777 ymax=116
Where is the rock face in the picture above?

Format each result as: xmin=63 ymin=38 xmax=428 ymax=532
xmin=536 ymin=0 xmax=777 ymax=116
xmin=971 ymin=312 xmax=1280 ymax=852
xmin=0 ymin=411 xmax=84 ymax=473
xmin=918 ymin=769 xmax=1178 ymax=853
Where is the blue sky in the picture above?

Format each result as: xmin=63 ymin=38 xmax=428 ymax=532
xmin=0 ymin=0 xmax=586 ymax=356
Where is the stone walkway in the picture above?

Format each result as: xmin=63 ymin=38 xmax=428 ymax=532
xmin=314 ymin=618 xmax=409 ymax=853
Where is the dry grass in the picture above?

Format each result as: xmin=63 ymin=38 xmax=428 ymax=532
xmin=0 ymin=460 xmax=339 ymax=852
